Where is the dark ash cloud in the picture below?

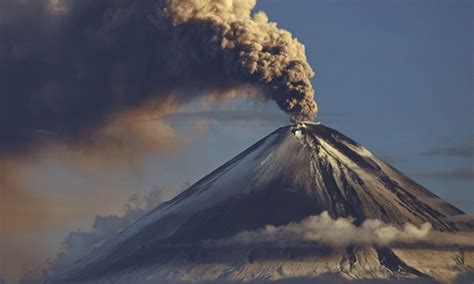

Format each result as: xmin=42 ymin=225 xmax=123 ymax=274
xmin=162 ymin=110 xmax=350 ymax=126
xmin=0 ymin=0 xmax=317 ymax=156
xmin=163 ymin=110 xmax=288 ymax=124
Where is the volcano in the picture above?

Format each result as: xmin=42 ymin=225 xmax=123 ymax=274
xmin=53 ymin=123 xmax=473 ymax=283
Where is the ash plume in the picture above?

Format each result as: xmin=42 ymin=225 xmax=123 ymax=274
xmin=1 ymin=1 xmax=317 ymax=280
xmin=0 ymin=0 xmax=317 ymax=155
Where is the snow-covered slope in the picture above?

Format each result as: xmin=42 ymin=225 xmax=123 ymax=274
xmin=52 ymin=123 xmax=473 ymax=283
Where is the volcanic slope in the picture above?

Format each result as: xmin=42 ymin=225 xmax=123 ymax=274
xmin=53 ymin=123 xmax=473 ymax=283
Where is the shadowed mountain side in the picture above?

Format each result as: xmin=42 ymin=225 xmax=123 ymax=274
xmin=51 ymin=123 xmax=472 ymax=283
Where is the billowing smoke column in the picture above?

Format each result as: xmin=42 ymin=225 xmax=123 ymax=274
xmin=159 ymin=0 xmax=317 ymax=115
xmin=0 ymin=0 xmax=317 ymax=155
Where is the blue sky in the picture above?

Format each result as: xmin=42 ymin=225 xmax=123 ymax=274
xmin=253 ymin=0 xmax=474 ymax=211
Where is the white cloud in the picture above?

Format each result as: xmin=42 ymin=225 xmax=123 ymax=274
xmin=207 ymin=211 xmax=474 ymax=247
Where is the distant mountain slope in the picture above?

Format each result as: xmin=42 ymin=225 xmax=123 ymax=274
xmin=52 ymin=122 xmax=473 ymax=283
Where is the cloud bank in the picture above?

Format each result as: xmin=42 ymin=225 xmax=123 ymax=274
xmin=209 ymin=212 xmax=433 ymax=247
xmin=208 ymin=212 xmax=474 ymax=248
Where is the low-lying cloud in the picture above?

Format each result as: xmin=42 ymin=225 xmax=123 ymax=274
xmin=208 ymin=212 xmax=433 ymax=247
xmin=21 ymin=209 xmax=474 ymax=282
xmin=208 ymin=212 xmax=474 ymax=248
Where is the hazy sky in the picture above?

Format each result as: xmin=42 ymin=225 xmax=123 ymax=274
xmin=1 ymin=0 xmax=473 ymax=282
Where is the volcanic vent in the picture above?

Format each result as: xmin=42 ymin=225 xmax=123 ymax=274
xmin=53 ymin=123 xmax=473 ymax=283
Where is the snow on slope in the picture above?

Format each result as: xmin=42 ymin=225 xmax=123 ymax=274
xmin=51 ymin=122 xmax=472 ymax=283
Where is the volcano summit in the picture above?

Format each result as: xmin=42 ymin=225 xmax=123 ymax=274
xmin=52 ymin=123 xmax=474 ymax=283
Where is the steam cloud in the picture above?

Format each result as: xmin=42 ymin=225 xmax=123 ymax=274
xmin=0 ymin=0 xmax=317 ymax=155
xmin=20 ymin=185 xmax=184 ymax=283
xmin=48 ymin=188 xmax=164 ymax=275
xmin=209 ymin=212 xmax=474 ymax=247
